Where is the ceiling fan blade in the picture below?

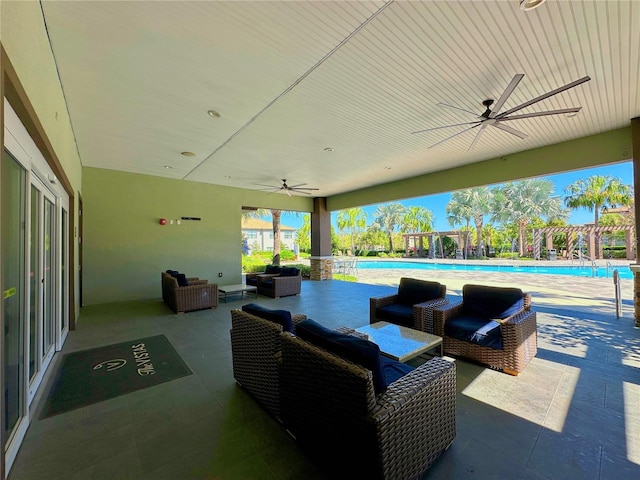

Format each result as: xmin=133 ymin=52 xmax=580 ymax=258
xmin=498 ymin=107 xmax=582 ymax=121
xmin=468 ymin=123 xmax=489 ymax=150
xmin=491 ymin=73 xmax=525 ymax=116
xmin=491 ymin=122 xmax=528 ymax=139
xmin=285 ymin=189 xmax=291 ymax=197
xmin=253 ymin=182 xmax=280 ymax=188
xmin=293 ymin=187 xmax=319 ymax=191
xmin=497 ymin=76 xmax=591 ymax=118
xmin=287 ymin=183 xmax=307 ymax=189
xmin=436 ymin=102 xmax=481 ymax=117
xmin=427 ymin=124 xmax=480 ymax=149
xmin=413 ymin=121 xmax=481 ymax=134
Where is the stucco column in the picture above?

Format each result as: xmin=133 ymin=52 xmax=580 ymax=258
xmin=310 ymin=197 xmax=333 ymax=281
xmin=632 ymin=117 xmax=640 ymax=326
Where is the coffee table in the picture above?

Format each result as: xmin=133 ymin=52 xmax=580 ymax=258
xmin=354 ymin=321 xmax=443 ymax=362
xmin=218 ymin=284 xmax=258 ymax=303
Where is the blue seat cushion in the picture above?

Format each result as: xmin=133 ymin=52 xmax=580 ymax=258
xmin=242 ymin=303 xmax=293 ymax=333
xmin=382 ymin=356 xmax=415 ymax=385
xmin=397 ymin=278 xmax=442 ymax=306
xmin=264 ymin=265 xmax=281 ymax=274
xmin=279 ymin=267 xmax=299 ymax=276
xmin=296 ymin=319 xmax=390 ymax=394
xmin=462 ymin=284 xmax=524 ymax=319
xmin=175 ymin=273 xmax=189 ymax=287
xmin=245 ymin=276 xmax=258 ymax=286
xmin=445 ymin=314 xmax=503 ymax=349
xmin=376 ymin=303 xmax=414 ymax=328
xmin=260 ymin=279 xmax=274 ymax=288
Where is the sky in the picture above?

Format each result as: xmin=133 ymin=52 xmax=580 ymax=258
xmin=272 ymin=161 xmax=633 ymax=232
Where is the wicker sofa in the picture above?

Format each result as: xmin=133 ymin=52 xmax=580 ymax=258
xmin=230 ymin=304 xmax=307 ymax=420
xmin=280 ymin=319 xmax=456 ymax=480
xmin=370 ymin=277 xmax=449 ymax=333
xmin=432 ymin=284 xmax=537 ymax=375
xmin=256 ymin=266 xmax=302 ymax=298
xmin=161 ymin=271 xmax=218 ymax=314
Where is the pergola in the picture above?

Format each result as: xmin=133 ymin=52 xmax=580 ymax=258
xmin=532 ymin=225 xmax=635 ymax=260
xmin=402 ymin=231 xmax=471 ymax=259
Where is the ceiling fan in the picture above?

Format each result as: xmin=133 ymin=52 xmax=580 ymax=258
xmin=412 ymin=74 xmax=591 ymax=150
xmin=253 ymin=179 xmax=320 ymax=197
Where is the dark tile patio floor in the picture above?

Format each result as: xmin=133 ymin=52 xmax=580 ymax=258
xmin=8 ymin=269 xmax=640 ymax=480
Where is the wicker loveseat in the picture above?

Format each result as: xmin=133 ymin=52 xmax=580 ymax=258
xmin=230 ymin=304 xmax=307 ymax=420
xmin=245 ymin=264 xmax=282 ymax=287
xmin=280 ymin=319 xmax=456 ymax=480
xmin=370 ymin=277 xmax=448 ymax=333
xmin=432 ymin=284 xmax=537 ymax=375
xmin=161 ymin=271 xmax=218 ymax=314
xmin=256 ymin=266 xmax=302 ymax=298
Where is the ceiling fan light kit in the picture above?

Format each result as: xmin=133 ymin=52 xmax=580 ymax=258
xmin=412 ymin=73 xmax=590 ymax=150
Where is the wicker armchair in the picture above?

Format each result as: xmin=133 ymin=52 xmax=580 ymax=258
xmin=432 ymin=284 xmax=537 ymax=376
xmin=370 ymin=277 xmax=448 ymax=333
xmin=280 ymin=332 xmax=456 ymax=480
xmin=230 ymin=307 xmax=307 ymax=420
xmin=161 ymin=272 xmax=218 ymax=314
xmin=257 ymin=267 xmax=302 ymax=298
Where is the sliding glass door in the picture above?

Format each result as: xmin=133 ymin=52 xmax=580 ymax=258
xmin=3 ymin=99 xmax=71 ymax=473
xmin=2 ymin=150 xmax=27 ymax=454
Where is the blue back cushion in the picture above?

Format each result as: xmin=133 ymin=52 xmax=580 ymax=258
xmin=242 ymin=303 xmax=293 ymax=333
xmin=296 ymin=319 xmax=387 ymax=394
xmin=279 ymin=267 xmax=299 ymax=277
xmin=175 ymin=273 xmax=189 ymax=287
xmin=264 ymin=265 xmax=281 ymax=274
xmin=397 ymin=278 xmax=443 ymax=305
xmin=166 ymin=270 xmax=179 ymax=277
xmin=462 ymin=284 xmax=524 ymax=319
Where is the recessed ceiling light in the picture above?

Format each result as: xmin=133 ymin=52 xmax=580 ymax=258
xmin=225 ymin=175 xmax=232 ymax=179
xmin=181 ymin=151 xmax=196 ymax=157
xmin=520 ymin=0 xmax=546 ymax=11
xmin=208 ymin=110 xmax=221 ymax=118
xmin=385 ymin=166 xmax=392 ymax=170
xmin=164 ymin=165 xmax=172 ymax=169
xmin=324 ymin=147 xmax=334 ymax=152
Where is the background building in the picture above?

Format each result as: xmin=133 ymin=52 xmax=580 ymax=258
xmin=241 ymin=218 xmax=297 ymax=253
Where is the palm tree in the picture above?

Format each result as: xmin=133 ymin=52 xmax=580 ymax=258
xmin=446 ymin=187 xmax=493 ymax=258
xmin=242 ymin=208 xmax=293 ymax=266
xmin=370 ymin=203 xmax=406 ymax=253
xmin=402 ymin=206 xmax=434 ymax=233
xmin=401 ymin=205 xmax=434 ymax=255
xmin=336 ymin=207 xmax=367 ymax=255
xmin=494 ymin=179 xmax=568 ymax=256
xmin=564 ymin=175 xmax=633 ymax=257
xmin=446 ymin=191 xmax=474 ymax=258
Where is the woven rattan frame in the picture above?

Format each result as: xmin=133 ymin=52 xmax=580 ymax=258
xmin=280 ymin=333 xmax=456 ymax=480
xmin=230 ymin=309 xmax=306 ymax=420
xmin=432 ymin=290 xmax=537 ymax=375
xmin=370 ymin=281 xmax=448 ymax=333
xmin=257 ymin=272 xmax=302 ymax=298
xmin=161 ymin=272 xmax=218 ymax=314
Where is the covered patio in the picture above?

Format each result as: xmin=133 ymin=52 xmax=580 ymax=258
xmin=10 ymin=274 xmax=639 ymax=479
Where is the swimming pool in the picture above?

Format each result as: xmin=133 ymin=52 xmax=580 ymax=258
xmin=355 ymin=260 xmax=633 ymax=280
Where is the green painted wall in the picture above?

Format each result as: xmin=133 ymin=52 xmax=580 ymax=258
xmin=327 ymin=127 xmax=632 ymax=211
xmin=82 ymin=167 xmax=311 ymax=305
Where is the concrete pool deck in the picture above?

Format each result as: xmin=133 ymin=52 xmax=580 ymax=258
xmin=350 ymin=258 xmax=635 ymax=320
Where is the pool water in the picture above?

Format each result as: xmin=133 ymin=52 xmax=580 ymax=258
xmin=356 ymin=260 xmax=633 ymax=280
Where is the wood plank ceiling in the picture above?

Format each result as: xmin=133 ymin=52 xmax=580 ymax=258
xmin=41 ymin=0 xmax=640 ymax=197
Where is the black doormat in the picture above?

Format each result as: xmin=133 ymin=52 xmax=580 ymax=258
xmin=41 ymin=335 xmax=192 ymax=419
